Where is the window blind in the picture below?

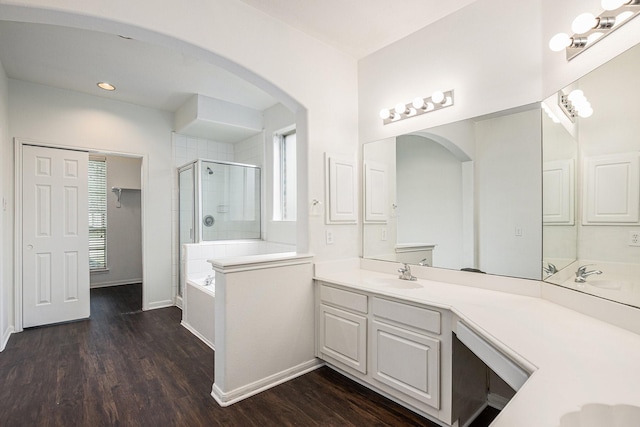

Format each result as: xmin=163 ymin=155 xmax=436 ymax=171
xmin=88 ymin=158 xmax=107 ymax=270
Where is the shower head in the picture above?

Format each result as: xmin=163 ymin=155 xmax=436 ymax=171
xmin=206 ymin=167 xmax=213 ymax=175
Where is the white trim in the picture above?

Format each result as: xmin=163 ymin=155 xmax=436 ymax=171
xmin=14 ymin=138 xmax=149 ymax=329
xmin=146 ymin=299 xmax=174 ymax=310
xmin=211 ymin=359 xmax=322 ymax=407
xmin=174 ymin=295 xmax=183 ymax=310
xmin=488 ymin=392 xmax=511 ymax=410
xmin=1 ymin=326 xmax=14 ymax=351
xmin=89 ymin=280 xmax=143 ymax=289
xmin=209 ymin=252 xmax=313 ymax=274
xmin=181 ymin=321 xmax=215 ymax=350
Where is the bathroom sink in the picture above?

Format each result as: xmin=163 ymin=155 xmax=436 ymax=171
xmin=559 ymin=403 xmax=640 ymax=427
xmin=585 ymin=280 xmax=633 ymax=291
xmin=365 ymin=277 xmax=423 ymax=289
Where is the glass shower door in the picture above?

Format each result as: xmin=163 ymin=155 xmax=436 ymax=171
xmin=178 ymin=164 xmax=196 ymax=297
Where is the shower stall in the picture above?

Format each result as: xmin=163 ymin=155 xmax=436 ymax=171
xmin=178 ymin=159 xmax=261 ymax=295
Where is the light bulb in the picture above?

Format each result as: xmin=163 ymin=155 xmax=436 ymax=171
xmin=431 ymin=91 xmax=445 ymax=104
xmin=567 ymin=89 xmax=585 ymax=103
xmin=549 ymin=33 xmax=572 ymax=52
xmin=578 ymin=107 xmax=594 ymax=118
xmin=602 ymin=0 xmax=630 ymax=10
xmin=616 ymin=10 xmax=634 ymax=25
xmin=412 ymin=97 xmax=426 ymax=110
xmin=395 ymin=103 xmax=408 ymax=115
xmin=379 ymin=108 xmax=392 ymax=120
xmin=444 ymin=96 xmax=453 ymax=106
xmin=425 ymin=102 xmax=435 ymax=112
xmin=572 ymin=13 xmax=598 ymax=34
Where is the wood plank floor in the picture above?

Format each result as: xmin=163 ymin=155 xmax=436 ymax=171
xmin=0 ymin=284 xmax=498 ymax=426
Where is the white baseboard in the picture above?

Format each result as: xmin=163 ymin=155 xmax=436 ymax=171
xmin=211 ymin=359 xmax=323 ymax=407
xmin=175 ymin=295 xmax=183 ymax=310
xmin=1 ymin=326 xmax=14 ymax=352
xmin=181 ymin=321 xmax=214 ymax=350
xmin=90 ymin=279 xmax=143 ymax=289
xmin=488 ymin=392 xmax=511 ymax=410
xmin=145 ymin=299 xmax=174 ymax=310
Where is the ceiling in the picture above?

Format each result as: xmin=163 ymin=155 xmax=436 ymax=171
xmin=236 ymin=0 xmax=477 ymax=58
xmin=0 ymin=2 xmax=476 ymax=140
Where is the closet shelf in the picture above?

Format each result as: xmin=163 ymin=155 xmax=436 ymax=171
xmin=111 ymin=187 xmax=141 ymax=206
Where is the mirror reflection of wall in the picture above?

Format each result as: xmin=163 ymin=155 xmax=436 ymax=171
xmin=542 ymin=43 xmax=640 ymax=309
xmin=363 ymin=107 xmax=542 ymax=281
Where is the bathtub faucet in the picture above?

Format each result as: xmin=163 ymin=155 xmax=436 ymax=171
xmin=204 ymin=275 xmax=214 ymax=286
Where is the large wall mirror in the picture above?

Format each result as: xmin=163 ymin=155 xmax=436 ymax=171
xmin=363 ymin=105 xmax=543 ymax=281
xmin=363 ymin=41 xmax=640 ymax=309
xmin=543 ymin=42 xmax=640 ymax=309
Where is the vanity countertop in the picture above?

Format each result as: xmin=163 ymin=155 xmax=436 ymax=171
xmin=314 ymin=263 xmax=640 ymax=427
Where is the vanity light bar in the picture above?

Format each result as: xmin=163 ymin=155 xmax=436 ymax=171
xmin=549 ymin=1 xmax=640 ymax=61
xmin=379 ymin=90 xmax=454 ymax=125
xmin=558 ymin=89 xmax=593 ymax=122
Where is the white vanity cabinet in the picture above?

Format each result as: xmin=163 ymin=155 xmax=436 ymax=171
xmin=315 ymin=281 xmax=454 ymax=425
xmin=318 ymin=284 xmax=368 ymax=375
xmin=371 ymin=297 xmax=441 ymax=409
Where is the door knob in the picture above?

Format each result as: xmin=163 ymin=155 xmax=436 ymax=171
xmin=26 ymin=244 xmax=33 ymax=251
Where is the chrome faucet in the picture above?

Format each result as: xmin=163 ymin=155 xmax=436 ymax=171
xmin=575 ymin=265 xmax=602 ymax=283
xmin=418 ymin=258 xmax=430 ymax=267
xmin=543 ymin=262 xmax=558 ymax=276
xmin=204 ymin=275 xmax=214 ymax=286
xmin=398 ymin=263 xmax=417 ymax=281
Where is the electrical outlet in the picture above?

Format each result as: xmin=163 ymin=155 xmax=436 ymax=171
xmin=514 ymin=226 xmax=523 ymax=237
xmin=326 ymin=230 xmax=334 ymax=245
xmin=381 ymin=229 xmax=387 ymax=241
xmin=630 ymin=231 xmax=640 ymax=247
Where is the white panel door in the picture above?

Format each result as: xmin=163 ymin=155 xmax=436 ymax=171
xmin=583 ymin=152 xmax=640 ymax=224
xmin=364 ymin=161 xmax=388 ymax=223
xmin=326 ymin=154 xmax=357 ymax=223
xmin=22 ymin=145 xmax=90 ymax=327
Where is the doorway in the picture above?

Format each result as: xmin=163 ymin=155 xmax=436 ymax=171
xmin=16 ymin=140 xmax=145 ymax=330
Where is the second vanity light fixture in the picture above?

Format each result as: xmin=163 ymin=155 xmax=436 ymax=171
xmin=549 ymin=0 xmax=640 ymax=60
xmin=379 ymin=90 xmax=454 ymax=125
xmin=558 ymin=89 xmax=593 ymax=122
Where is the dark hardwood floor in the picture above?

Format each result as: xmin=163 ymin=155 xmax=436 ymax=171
xmin=0 ymin=284 xmax=498 ymax=426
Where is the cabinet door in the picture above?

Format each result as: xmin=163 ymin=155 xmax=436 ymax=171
xmin=371 ymin=321 xmax=440 ymax=409
xmin=319 ymin=304 xmax=367 ymax=374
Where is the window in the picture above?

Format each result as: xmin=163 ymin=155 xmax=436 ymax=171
xmin=88 ymin=157 xmax=107 ymax=270
xmin=273 ymin=127 xmax=297 ymax=221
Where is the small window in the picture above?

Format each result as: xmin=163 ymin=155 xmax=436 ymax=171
xmin=88 ymin=157 xmax=107 ymax=270
xmin=273 ymin=128 xmax=297 ymax=221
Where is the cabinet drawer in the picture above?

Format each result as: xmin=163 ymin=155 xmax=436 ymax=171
xmin=372 ymin=297 xmax=440 ymax=334
xmin=320 ymin=285 xmax=368 ymax=314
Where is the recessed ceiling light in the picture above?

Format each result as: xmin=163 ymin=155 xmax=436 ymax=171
xmin=97 ymin=82 xmax=116 ymax=91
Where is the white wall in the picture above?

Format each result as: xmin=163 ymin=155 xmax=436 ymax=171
xmin=0 ymin=58 xmax=12 ymax=349
xmin=234 ymin=132 xmax=263 ymax=168
xmin=9 ymin=79 xmax=174 ymax=310
xmin=90 ymin=155 xmax=143 ymax=288
xmin=475 ymin=109 xmax=542 ymax=280
xmin=359 ymin=0 xmax=543 ymax=146
xmin=396 ymin=135 xmax=464 ymax=270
